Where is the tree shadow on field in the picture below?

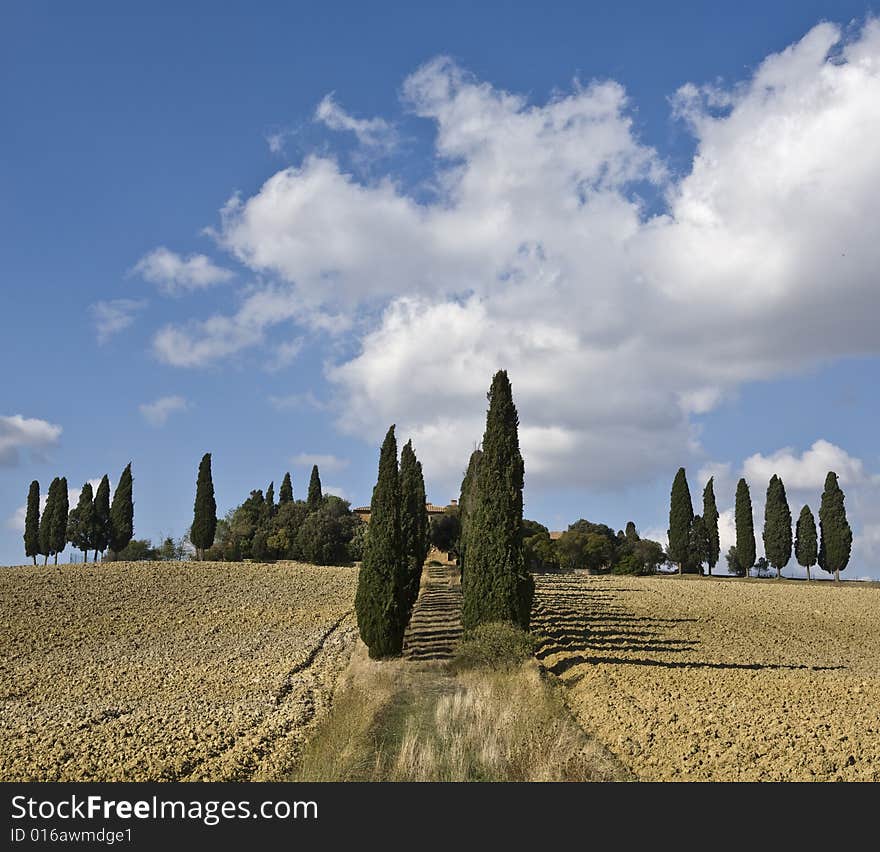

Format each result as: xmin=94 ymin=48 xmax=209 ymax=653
xmin=530 ymin=575 xmax=847 ymax=679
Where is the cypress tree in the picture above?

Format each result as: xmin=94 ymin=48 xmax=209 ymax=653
xmin=355 ymin=425 xmax=407 ymax=658
xmin=51 ymin=477 xmax=69 ymax=564
xmin=667 ymin=468 xmax=693 ymax=575
xmin=93 ymin=475 xmax=111 ymax=561
xmin=68 ymin=482 xmax=95 ymax=563
xmin=818 ymin=471 xmax=852 ymax=582
xmin=702 ymin=478 xmax=720 ymax=575
xmin=624 ymin=521 xmax=640 ymax=544
xmin=307 ymin=465 xmax=322 ymax=512
xmin=109 ymin=463 xmax=134 ymax=557
xmin=24 ymin=480 xmax=40 ymax=565
xmin=461 ymin=370 xmax=532 ymax=631
xmin=735 ymin=478 xmax=756 ymax=578
xmin=279 ymin=472 xmax=293 ymax=504
xmin=763 ymin=474 xmax=792 ymax=578
xmin=457 ymin=449 xmax=482 ymax=576
xmin=690 ymin=514 xmax=710 ymax=575
xmin=265 ymin=481 xmax=275 ymax=518
xmin=400 ymin=439 xmax=429 ymax=614
xmin=191 ymin=453 xmax=217 ymax=560
xmin=795 ymin=504 xmax=818 ymax=582
xmin=39 ymin=477 xmax=60 ymax=565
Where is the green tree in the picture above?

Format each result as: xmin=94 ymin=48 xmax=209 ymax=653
xmin=624 ymin=521 xmax=640 ymax=544
xmin=430 ymin=509 xmax=460 ymax=555
xmin=191 ymin=453 xmax=217 ymax=560
xmin=457 ymin=449 xmax=482 ymax=574
xmin=116 ymin=538 xmax=156 ymax=561
xmin=735 ymin=478 xmax=756 ymax=578
xmin=725 ymin=545 xmax=744 ymax=577
xmin=39 ymin=477 xmax=60 ymax=564
xmin=355 ymin=425 xmax=407 ymax=658
xmin=689 ymin=514 xmax=710 ymax=575
xmin=818 ymin=471 xmax=852 ymax=582
xmin=265 ymin=481 xmax=275 ymax=517
xmin=557 ymin=530 xmax=614 ymax=572
xmin=702 ymin=477 xmax=720 ymax=575
xmin=668 ymin=467 xmax=694 ymax=575
xmin=92 ymin=475 xmax=111 ymax=561
xmin=307 ymin=465 xmax=323 ymax=512
xmin=400 ymin=439 xmax=429 ymax=614
xmin=109 ymin=463 xmax=134 ymax=556
xmin=279 ymin=471 xmax=293 ymax=504
xmin=461 ymin=370 xmax=532 ymax=631
xmin=763 ymin=474 xmax=793 ymax=578
xmin=795 ymin=505 xmax=818 ymax=582
xmin=50 ymin=477 xmax=69 ymax=564
xmin=67 ymin=482 xmax=95 ymax=563
xmin=24 ymin=480 xmax=40 ymax=565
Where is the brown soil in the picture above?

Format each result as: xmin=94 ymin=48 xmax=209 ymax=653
xmin=0 ymin=561 xmax=357 ymax=781
xmin=532 ymin=574 xmax=880 ymax=781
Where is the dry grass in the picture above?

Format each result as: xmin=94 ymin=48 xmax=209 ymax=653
xmin=292 ymin=643 xmax=631 ymax=782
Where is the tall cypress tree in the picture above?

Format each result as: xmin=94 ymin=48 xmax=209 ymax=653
xmin=50 ymin=477 xmax=69 ymax=564
xmin=355 ymin=425 xmax=407 ymax=658
xmin=735 ymin=478 xmax=756 ymax=578
xmin=690 ymin=514 xmax=710 ymax=575
xmin=191 ymin=453 xmax=217 ymax=560
xmin=668 ymin=468 xmax=693 ymax=575
xmin=68 ymin=482 xmax=95 ymax=563
xmin=763 ymin=474 xmax=792 ymax=578
xmin=818 ymin=471 xmax=852 ymax=582
xmin=307 ymin=465 xmax=322 ymax=511
xmin=795 ymin=504 xmax=818 ymax=582
xmin=265 ymin=481 xmax=275 ymax=518
xmin=39 ymin=477 xmax=60 ymax=565
xmin=702 ymin=478 xmax=720 ymax=575
xmin=461 ymin=370 xmax=532 ymax=631
xmin=109 ymin=463 xmax=134 ymax=557
xmin=400 ymin=439 xmax=429 ymax=615
xmin=279 ymin=472 xmax=293 ymax=504
xmin=93 ymin=475 xmax=111 ymax=561
xmin=457 ymin=449 xmax=482 ymax=576
xmin=24 ymin=480 xmax=40 ymax=565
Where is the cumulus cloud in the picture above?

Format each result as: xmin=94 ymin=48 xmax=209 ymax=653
xmin=133 ymin=247 xmax=234 ymax=295
xmin=742 ymin=440 xmax=867 ymax=490
xmin=90 ymin=299 xmax=147 ymax=344
xmin=0 ymin=415 xmax=62 ymax=466
xmin=157 ymin=21 xmax=880 ymax=502
xmin=139 ymin=395 xmax=190 ymax=427
xmin=291 ymin=453 xmax=349 ymax=472
xmin=315 ymin=94 xmax=397 ymax=150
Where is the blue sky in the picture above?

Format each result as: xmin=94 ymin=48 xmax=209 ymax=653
xmin=3 ymin=1 xmax=880 ymax=578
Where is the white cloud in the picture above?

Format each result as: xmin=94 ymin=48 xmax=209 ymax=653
xmin=139 ymin=395 xmax=190 ymax=427
xmin=315 ymin=94 xmax=397 ymax=149
xmin=322 ymin=484 xmax=351 ymax=502
xmin=291 ymin=453 xmax=349 ymax=472
xmin=133 ymin=247 xmax=234 ymax=295
xmin=90 ymin=299 xmax=147 ymax=344
xmin=0 ymin=415 xmax=62 ymax=466
xmin=742 ymin=440 xmax=866 ymax=490
xmin=264 ymin=338 xmax=304 ymax=372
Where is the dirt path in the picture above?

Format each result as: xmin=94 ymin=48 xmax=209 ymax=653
xmin=403 ymin=564 xmax=463 ymax=661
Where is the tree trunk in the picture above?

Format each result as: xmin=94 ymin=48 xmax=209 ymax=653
xmin=777 ymin=567 xmax=781 ymax=578
xmin=44 ymin=554 xmax=48 ymax=565
xmin=806 ymin=565 xmax=811 ymax=582
xmin=708 ymin=565 xmax=712 ymax=576
xmin=83 ymin=549 xmax=88 ymax=563
xmin=835 ymin=568 xmax=840 ymax=583
xmin=32 ymin=555 xmax=36 ymax=566
xmin=54 ymin=553 xmax=58 ymax=565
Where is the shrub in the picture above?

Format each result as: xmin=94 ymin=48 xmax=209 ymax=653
xmin=451 ymin=622 xmax=536 ymax=672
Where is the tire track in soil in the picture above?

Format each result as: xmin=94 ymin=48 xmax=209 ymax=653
xmin=175 ymin=611 xmax=358 ymax=781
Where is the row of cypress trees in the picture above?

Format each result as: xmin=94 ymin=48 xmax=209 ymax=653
xmin=355 ymin=428 xmax=430 ymax=658
xmin=669 ymin=467 xmax=852 ymax=580
xmin=23 ymin=465 xmax=134 ymax=564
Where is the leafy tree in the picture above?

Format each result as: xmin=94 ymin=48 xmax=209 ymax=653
xmin=279 ymin=471 xmax=293 ymax=504
xmin=24 ymin=480 xmax=40 ymax=565
xmin=116 ymin=538 xmax=156 ymax=561
xmin=191 ymin=453 xmax=217 ymax=560
xmin=668 ymin=467 xmax=694 ymax=574
xmin=92 ymin=475 xmax=111 ymax=561
xmin=265 ymin=481 xmax=275 ymax=518
xmin=355 ymin=425 xmax=407 ymax=658
xmin=763 ymin=474 xmax=793 ymax=578
xmin=557 ymin=530 xmax=614 ymax=572
xmin=818 ymin=471 xmax=852 ymax=582
xmin=67 ymin=482 xmax=95 ymax=562
xmin=430 ymin=509 xmax=460 ymax=555
xmin=689 ymin=514 xmax=710 ymax=575
xmin=754 ymin=556 xmax=772 ymax=578
xmin=51 ymin=477 xmax=69 ymax=564
xmin=624 ymin=521 xmax=640 ymax=544
xmin=613 ymin=538 xmax=666 ymax=575
xmin=38 ymin=477 xmax=60 ymax=565
xmin=307 ymin=465 xmax=323 ymax=512
xmin=295 ymin=507 xmax=351 ymax=565
xmin=725 ymin=545 xmax=744 ymax=577
xmin=461 ymin=371 xmax=532 ymax=631
xmin=457 ymin=449 xmax=482 ymax=574
xmin=702 ymin=478 xmax=720 ymax=575
xmin=795 ymin=504 xmax=818 ymax=582
xmin=523 ymin=531 xmax=560 ymax=572
xmin=400 ymin=439 xmax=429 ymax=613
xmin=734 ymin=478 xmax=756 ymax=578
xmin=109 ymin=463 xmax=134 ymax=556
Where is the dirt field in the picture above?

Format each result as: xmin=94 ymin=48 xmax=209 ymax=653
xmin=532 ymin=574 xmax=880 ymax=781
xmin=0 ymin=561 xmax=358 ymax=781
